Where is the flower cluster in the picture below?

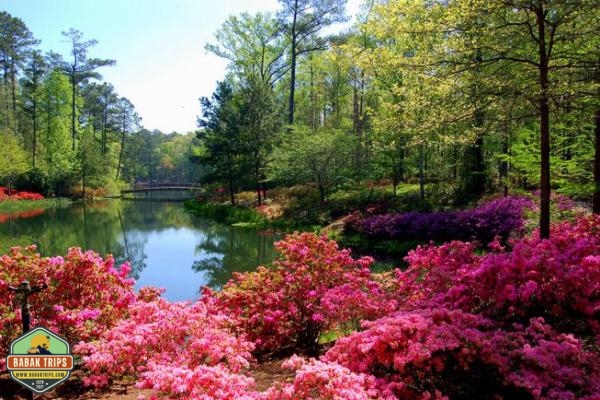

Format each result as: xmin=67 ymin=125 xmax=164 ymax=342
xmin=4 ymin=213 xmax=599 ymax=400
xmin=76 ymin=297 xmax=254 ymax=394
xmin=358 ymin=196 xmax=533 ymax=244
xmin=203 ymin=232 xmax=396 ymax=357
xmin=443 ymin=216 xmax=600 ymax=335
xmin=0 ymin=186 xmax=45 ymax=201
xmin=0 ymin=246 xmax=136 ymax=371
xmin=324 ymin=215 xmax=600 ymax=399
xmin=325 ymin=309 xmax=494 ymax=399
xmin=259 ymin=355 xmax=382 ymax=400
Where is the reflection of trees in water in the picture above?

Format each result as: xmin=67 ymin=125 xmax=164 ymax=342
xmin=120 ymin=201 xmax=196 ymax=231
xmin=192 ymin=224 xmax=278 ymax=289
xmin=0 ymin=199 xmax=280 ymax=290
xmin=0 ymin=200 xmax=126 ymax=256
xmin=117 ymin=229 xmax=148 ymax=280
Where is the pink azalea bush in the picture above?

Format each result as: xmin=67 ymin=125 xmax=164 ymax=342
xmin=484 ymin=317 xmax=600 ymax=400
xmin=202 ymin=232 xmax=396 ymax=357
xmin=259 ymin=355 xmax=382 ymax=400
xmin=0 ymin=246 xmax=136 ymax=371
xmin=76 ymin=297 xmax=255 ymax=395
xmin=138 ymin=364 xmax=256 ymax=400
xmin=325 ymin=309 xmax=497 ymax=399
xmin=460 ymin=218 xmax=599 ymax=332
xmin=325 ymin=215 xmax=600 ymax=399
xmin=3 ymin=215 xmax=599 ymax=399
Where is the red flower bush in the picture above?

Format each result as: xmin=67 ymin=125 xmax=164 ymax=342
xmin=0 ymin=186 xmax=44 ymax=201
xmin=0 ymin=246 xmax=136 ymax=371
xmin=203 ymin=232 xmax=396 ymax=357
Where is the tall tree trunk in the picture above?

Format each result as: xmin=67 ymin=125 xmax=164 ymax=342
xmin=227 ymin=159 xmax=236 ymax=206
xmin=116 ymin=129 xmax=125 ymax=181
xmin=32 ymin=94 xmax=37 ymax=168
xmin=71 ymin=79 xmax=77 ymax=151
xmin=10 ymin=63 xmax=17 ymax=133
xmin=536 ymin=8 xmax=551 ymax=240
xmin=593 ymin=107 xmax=600 ymax=214
xmin=310 ymin=63 xmax=317 ymax=130
xmin=288 ymin=48 xmax=297 ymax=126
xmin=460 ymin=49 xmax=486 ymax=202
xmin=287 ymin=1 xmax=298 ymax=126
xmin=500 ymin=129 xmax=511 ymax=195
xmin=459 ymin=136 xmax=485 ymax=203
xmin=255 ymin=156 xmax=262 ymax=206
xmin=419 ymin=144 xmax=425 ymax=201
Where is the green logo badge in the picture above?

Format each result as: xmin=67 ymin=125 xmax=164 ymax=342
xmin=6 ymin=326 xmax=74 ymax=394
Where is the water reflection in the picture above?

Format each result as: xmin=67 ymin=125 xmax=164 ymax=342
xmin=192 ymin=222 xmax=277 ymax=289
xmin=0 ymin=200 xmax=278 ymax=301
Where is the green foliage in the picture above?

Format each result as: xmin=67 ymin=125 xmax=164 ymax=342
xmin=13 ymin=168 xmax=51 ymax=195
xmin=184 ymin=200 xmax=267 ymax=226
xmin=38 ymin=70 xmax=78 ymax=194
xmin=269 ymin=126 xmax=354 ymax=202
xmin=206 ymin=12 xmax=287 ymax=88
xmin=0 ymin=131 xmax=28 ymax=181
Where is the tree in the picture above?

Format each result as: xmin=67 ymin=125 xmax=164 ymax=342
xmin=207 ymin=13 xmax=287 ymax=204
xmin=0 ymin=11 xmax=38 ymax=134
xmin=39 ymin=70 xmax=76 ymax=193
xmin=447 ymin=0 xmax=600 ymax=238
xmin=206 ymin=12 xmax=288 ymax=88
xmin=277 ymin=0 xmax=347 ymax=125
xmin=77 ymin=125 xmax=104 ymax=199
xmin=60 ymin=29 xmax=115 ymax=151
xmin=114 ymin=97 xmax=140 ymax=181
xmin=81 ymin=82 xmax=119 ymax=155
xmin=196 ymin=81 xmax=245 ymax=205
xmin=237 ymin=76 xmax=281 ymax=204
xmin=20 ymin=50 xmax=47 ymax=168
xmin=359 ymin=0 xmax=454 ymax=200
xmin=269 ymin=126 xmax=353 ymax=202
xmin=0 ymin=131 xmax=28 ymax=194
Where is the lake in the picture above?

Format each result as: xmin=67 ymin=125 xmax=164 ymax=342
xmin=0 ymin=200 xmax=279 ymax=301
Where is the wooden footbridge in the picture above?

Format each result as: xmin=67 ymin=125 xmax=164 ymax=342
xmin=120 ymin=182 xmax=203 ymax=201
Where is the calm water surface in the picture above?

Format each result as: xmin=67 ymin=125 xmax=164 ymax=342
xmin=0 ymin=200 xmax=279 ymax=301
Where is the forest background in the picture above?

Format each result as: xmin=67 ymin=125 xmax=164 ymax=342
xmin=1 ymin=0 xmax=600 ymax=236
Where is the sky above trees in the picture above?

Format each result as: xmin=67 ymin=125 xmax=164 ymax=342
xmin=2 ymin=0 xmax=361 ymax=133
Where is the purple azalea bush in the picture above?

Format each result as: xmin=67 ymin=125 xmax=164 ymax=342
xmin=360 ymin=196 xmax=534 ymax=244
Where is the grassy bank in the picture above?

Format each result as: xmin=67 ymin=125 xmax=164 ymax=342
xmin=184 ymin=200 xmax=321 ymax=232
xmin=184 ymin=200 xmax=268 ymax=225
xmin=0 ymin=198 xmax=70 ymax=213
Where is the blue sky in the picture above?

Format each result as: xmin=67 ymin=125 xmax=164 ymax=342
xmin=2 ymin=0 xmax=362 ymax=133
